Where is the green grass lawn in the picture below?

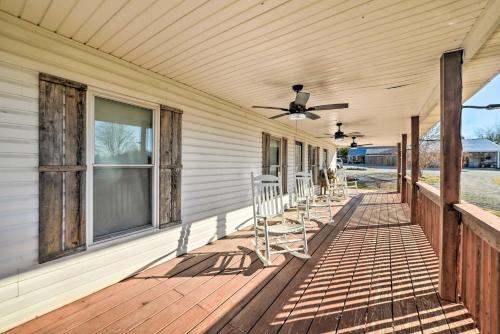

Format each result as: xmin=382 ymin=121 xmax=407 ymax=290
xmin=420 ymin=175 xmax=440 ymax=185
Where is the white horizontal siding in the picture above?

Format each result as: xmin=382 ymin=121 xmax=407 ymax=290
xmin=0 ymin=61 xmax=39 ymax=277
xmin=0 ymin=17 xmax=337 ymax=332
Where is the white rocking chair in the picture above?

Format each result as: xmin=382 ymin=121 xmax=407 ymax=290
xmin=251 ymin=173 xmax=310 ymax=266
xmin=337 ymin=167 xmax=358 ymax=196
xmin=323 ymin=169 xmax=344 ymax=200
xmin=294 ymin=171 xmax=334 ymax=223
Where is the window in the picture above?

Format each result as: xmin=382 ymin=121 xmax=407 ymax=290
xmin=90 ymin=95 xmax=158 ymax=242
xmin=295 ymin=141 xmax=303 ymax=172
xmin=269 ymin=137 xmax=281 ymax=177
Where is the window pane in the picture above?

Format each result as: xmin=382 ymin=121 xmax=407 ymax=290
xmin=269 ymin=138 xmax=280 ymax=166
xmin=93 ymin=168 xmax=152 ymax=241
xmin=95 ymin=97 xmax=153 ymax=164
xmin=270 ymin=166 xmax=279 ymax=177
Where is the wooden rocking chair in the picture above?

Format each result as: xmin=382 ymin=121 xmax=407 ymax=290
xmin=251 ymin=173 xmax=310 ymax=266
xmin=294 ymin=171 xmax=334 ymax=223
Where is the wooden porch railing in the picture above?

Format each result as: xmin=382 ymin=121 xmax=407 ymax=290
xmin=403 ymin=176 xmax=500 ymax=333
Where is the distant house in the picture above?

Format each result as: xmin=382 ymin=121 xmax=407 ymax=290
xmin=462 ymin=139 xmax=500 ymax=168
xmin=347 ymin=147 xmax=368 ymax=164
xmin=348 ymin=146 xmax=396 ymax=166
xmin=349 ymin=140 xmax=500 ymax=168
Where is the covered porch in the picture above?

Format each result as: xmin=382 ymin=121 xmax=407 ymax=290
xmin=0 ymin=0 xmax=499 ymax=333
xmin=7 ymin=192 xmax=478 ymax=334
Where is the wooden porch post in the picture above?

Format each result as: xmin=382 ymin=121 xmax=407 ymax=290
xmin=411 ymin=116 xmax=419 ymax=224
xmin=401 ymin=134 xmax=407 ymax=203
xmin=397 ymin=143 xmax=401 ymax=193
xmin=439 ymin=49 xmax=463 ymax=302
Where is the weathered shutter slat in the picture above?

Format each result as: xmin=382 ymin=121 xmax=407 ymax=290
xmin=159 ymin=109 xmax=172 ymax=227
xmin=262 ymin=132 xmax=271 ymax=174
xmin=64 ymin=87 xmax=86 ymax=250
xmin=315 ymin=146 xmax=320 ymax=184
xmin=159 ymin=105 xmax=183 ymax=228
xmin=281 ymin=137 xmax=288 ymax=193
xmin=39 ymin=73 xmax=87 ymax=263
xmin=39 ymin=172 xmax=63 ymax=261
xmin=172 ymin=111 xmax=182 ymax=224
xmin=39 ymin=80 xmax=64 ymax=166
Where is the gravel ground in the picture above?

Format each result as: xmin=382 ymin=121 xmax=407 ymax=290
xmin=344 ymin=165 xmax=500 ymax=215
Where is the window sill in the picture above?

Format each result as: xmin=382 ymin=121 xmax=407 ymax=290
xmin=89 ymin=225 xmax=159 ymax=249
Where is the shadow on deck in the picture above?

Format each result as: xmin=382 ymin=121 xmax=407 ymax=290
xmin=7 ymin=192 xmax=477 ymax=334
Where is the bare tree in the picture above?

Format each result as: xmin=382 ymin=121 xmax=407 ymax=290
xmin=96 ymin=123 xmax=137 ymax=159
xmin=475 ymin=119 xmax=500 ymax=144
xmin=419 ymin=123 xmax=440 ymax=175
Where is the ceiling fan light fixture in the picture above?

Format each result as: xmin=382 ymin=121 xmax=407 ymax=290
xmin=289 ymin=113 xmax=306 ymax=120
xmin=335 ymin=136 xmax=344 ymax=142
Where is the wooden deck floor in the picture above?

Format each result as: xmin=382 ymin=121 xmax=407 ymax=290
xmin=8 ymin=192 xmax=478 ymax=334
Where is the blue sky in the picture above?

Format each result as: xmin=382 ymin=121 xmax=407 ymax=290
xmin=462 ymin=74 xmax=500 ymax=138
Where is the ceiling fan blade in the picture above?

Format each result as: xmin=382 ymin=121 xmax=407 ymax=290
xmin=305 ymin=112 xmax=320 ymax=120
xmin=308 ymin=103 xmax=349 ymax=111
xmin=295 ymin=92 xmax=310 ymax=106
xmin=359 ymin=144 xmax=373 ymax=146
xmin=345 ymin=133 xmax=364 ymax=137
xmin=252 ymin=106 xmax=289 ymax=111
xmin=315 ymin=136 xmax=333 ymax=138
xmin=269 ymin=113 xmax=289 ymax=119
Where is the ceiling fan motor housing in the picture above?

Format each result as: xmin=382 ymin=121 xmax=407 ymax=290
xmin=334 ymin=122 xmax=344 ymax=139
xmin=289 ymin=101 xmax=307 ymax=112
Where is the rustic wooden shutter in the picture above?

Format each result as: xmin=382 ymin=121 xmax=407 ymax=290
xmin=315 ymin=146 xmax=320 ymax=184
xmin=281 ymin=137 xmax=288 ymax=193
xmin=262 ymin=132 xmax=271 ymax=174
xmin=39 ymin=73 xmax=87 ymax=263
xmin=159 ymin=105 xmax=183 ymax=228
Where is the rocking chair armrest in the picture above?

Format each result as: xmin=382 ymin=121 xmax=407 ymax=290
xmin=295 ymin=195 xmax=310 ymax=202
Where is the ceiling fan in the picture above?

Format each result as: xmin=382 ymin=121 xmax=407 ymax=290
xmin=315 ymin=123 xmax=361 ymax=141
xmin=252 ymin=84 xmax=348 ymax=120
xmin=348 ymin=136 xmax=373 ymax=148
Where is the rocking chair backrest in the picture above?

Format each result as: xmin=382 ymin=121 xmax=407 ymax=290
xmin=294 ymin=171 xmax=314 ymax=199
xmin=337 ymin=167 xmax=347 ymax=185
xmin=251 ymin=172 xmax=284 ymax=218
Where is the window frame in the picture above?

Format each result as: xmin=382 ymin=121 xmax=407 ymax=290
xmin=86 ymin=89 xmax=160 ymax=246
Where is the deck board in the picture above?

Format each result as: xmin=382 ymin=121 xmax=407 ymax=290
xmin=7 ymin=192 xmax=478 ymax=334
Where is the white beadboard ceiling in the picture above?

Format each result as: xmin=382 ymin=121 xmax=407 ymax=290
xmin=1 ymin=0 xmax=499 ymax=145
